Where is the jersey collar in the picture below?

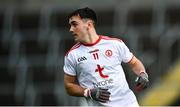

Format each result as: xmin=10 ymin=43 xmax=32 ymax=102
xmin=82 ymin=35 xmax=102 ymax=47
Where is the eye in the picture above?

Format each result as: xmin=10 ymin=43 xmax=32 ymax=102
xmin=72 ymin=23 xmax=78 ymax=27
xmin=70 ymin=21 xmax=78 ymax=27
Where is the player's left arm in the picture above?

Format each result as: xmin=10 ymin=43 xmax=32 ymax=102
xmin=128 ymin=56 xmax=149 ymax=91
xmin=128 ymin=56 xmax=145 ymax=75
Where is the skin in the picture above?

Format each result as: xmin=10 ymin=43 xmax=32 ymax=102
xmin=64 ymin=15 xmax=146 ymax=97
xmin=69 ymin=15 xmax=99 ymax=44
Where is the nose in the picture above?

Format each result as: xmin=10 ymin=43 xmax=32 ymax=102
xmin=69 ymin=26 xmax=73 ymax=32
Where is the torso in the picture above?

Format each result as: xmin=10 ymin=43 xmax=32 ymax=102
xmin=64 ymin=35 xmax=138 ymax=106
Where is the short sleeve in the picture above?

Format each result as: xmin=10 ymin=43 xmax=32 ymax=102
xmin=63 ymin=55 xmax=76 ymax=76
xmin=117 ymin=41 xmax=133 ymax=63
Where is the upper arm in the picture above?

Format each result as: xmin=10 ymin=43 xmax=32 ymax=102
xmin=63 ymin=55 xmax=76 ymax=76
xmin=128 ymin=55 xmax=142 ymax=69
xmin=64 ymin=73 xmax=84 ymax=96
xmin=64 ymin=73 xmax=77 ymax=88
xmin=128 ymin=55 xmax=137 ymax=66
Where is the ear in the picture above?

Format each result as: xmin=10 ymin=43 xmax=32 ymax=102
xmin=87 ymin=20 xmax=93 ymax=28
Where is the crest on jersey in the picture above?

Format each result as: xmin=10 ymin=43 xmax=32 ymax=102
xmin=105 ymin=49 xmax=112 ymax=57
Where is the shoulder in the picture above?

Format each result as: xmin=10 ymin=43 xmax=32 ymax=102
xmin=100 ymin=35 xmax=129 ymax=49
xmin=65 ymin=42 xmax=81 ymax=56
xmin=101 ymin=35 xmax=123 ymax=43
xmin=100 ymin=35 xmax=124 ymax=46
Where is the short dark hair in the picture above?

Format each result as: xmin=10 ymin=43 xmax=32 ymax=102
xmin=68 ymin=7 xmax=97 ymax=26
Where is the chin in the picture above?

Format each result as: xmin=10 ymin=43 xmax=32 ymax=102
xmin=74 ymin=38 xmax=79 ymax=42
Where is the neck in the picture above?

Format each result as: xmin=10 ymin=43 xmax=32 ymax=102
xmin=87 ymin=34 xmax=99 ymax=44
xmin=83 ymin=29 xmax=99 ymax=44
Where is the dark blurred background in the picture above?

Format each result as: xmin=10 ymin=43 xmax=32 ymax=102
xmin=0 ymin=0 xmax=180 ymax=106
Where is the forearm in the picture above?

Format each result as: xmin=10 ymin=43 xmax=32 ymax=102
xmin=65 ymin=82 xmax=85 ymax=97
xmin=64 ymin=73 xmax=85 ymax=97
xmin=132 ymin=59 xmax=145 ymax=75
xmin=128 ymin=56 xmax=146 ymax=76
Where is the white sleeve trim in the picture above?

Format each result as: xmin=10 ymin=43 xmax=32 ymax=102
xmin=64 ymin=71 xmax=76 ymax=76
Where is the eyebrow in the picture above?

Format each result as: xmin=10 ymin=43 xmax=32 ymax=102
xmin=69 ymin=21 xmax=77 ymax=25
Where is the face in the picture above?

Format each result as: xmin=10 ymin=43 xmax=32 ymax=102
xmin=69 ymin=15 xmax=89 ymax=42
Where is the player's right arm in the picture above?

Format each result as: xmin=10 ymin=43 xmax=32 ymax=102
xmin=64 ymin=52 xmax=85 ymax=96
xmin=64 ymin=73 xmax=110 ymax=103
xmin=64 ymin=73 xmax=85 ymax=97
xmin=64 ymin=51 xmax=110 ymax=102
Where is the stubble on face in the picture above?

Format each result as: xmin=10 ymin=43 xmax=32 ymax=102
xmin=69 ymin=16 xmax=88 ymax=43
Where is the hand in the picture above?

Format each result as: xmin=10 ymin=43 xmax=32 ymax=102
xmin=84 ymin=88 xmax=111 ymax=103
xmin=135 ymin=72 xmax=149 ymax=92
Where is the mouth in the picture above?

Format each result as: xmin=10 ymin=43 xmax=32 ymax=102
xmin=72 ymin=33 xmax=78 ymax=37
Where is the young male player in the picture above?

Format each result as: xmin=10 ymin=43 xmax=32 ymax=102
xmin=63 ymin=7 xmax=149 ymax=106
